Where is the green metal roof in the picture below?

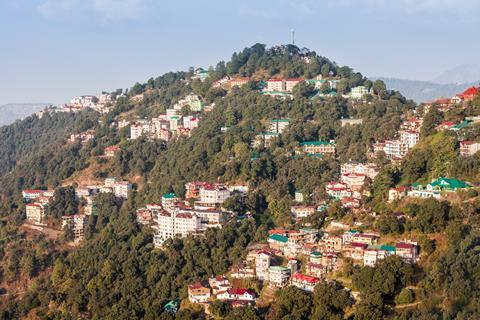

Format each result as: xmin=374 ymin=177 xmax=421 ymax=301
xmin=162 ymin=193 xmax=176 ymax=199
xmin=269 ymin=234 xmax=288 ymax=243
xmin=268 ymin=266 xmax=290 ymax=271
xmin=428 ymin=177 xmax=470 ymax=190
xmin=310 ymin=251 xmax=322 ymax=257
xmin=270 ymin=119 xmax=290 ymax=123
xmin=380 ymin=245 xmax=396 ymax=252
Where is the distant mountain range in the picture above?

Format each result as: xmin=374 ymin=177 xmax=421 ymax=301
xmin=433 ymin=64 xmax=480 ymax=85
xmin=0 ymin=103 xmax=49 ymax=127
xmin=375 ymin=78 xmax=478 ymax=103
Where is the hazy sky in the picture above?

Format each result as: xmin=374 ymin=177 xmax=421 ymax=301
xmin=1 ymin=0 xmax=479 ymax=105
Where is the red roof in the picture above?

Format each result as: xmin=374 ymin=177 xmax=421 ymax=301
xmin=267 ymin=78 xmax=284 ymax=82
xmin=188 ymin=282 xmax=209 ymax=290
xmin=462 ymin=86 xmax=479 ymax=97
xmin=26 ymin=203 xmax=43 ymax=208
xmin=349 ymin=242 xmax=368 ymax=249
xmin=23 ymin=189 xmax=44 ymax=194
xmin=228 ymin=288 xmax=255 ymax=296
xmin=460 ymin=140 xmax=476 ymax=146
xmin=396 ymin=242 xmax=415 ymax=249
xmin=268 ymin=229 xmax=288 ymax=235
xmin=291 ymin=273 xmax=320 ymax=284
xmin=307 ymin=262 xmax=324 ymax=269
xmin=105 ymin=145 xmax=120 ymax=151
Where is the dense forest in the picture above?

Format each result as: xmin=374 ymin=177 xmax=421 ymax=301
xmin=0 ymin=44 xmax=479 ymax=319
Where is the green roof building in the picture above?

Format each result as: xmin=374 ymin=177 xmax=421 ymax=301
xmin=426 ymin=177 xmax=470 ymax=191
xmin=268 ymin=234 xmax=288 ymax=243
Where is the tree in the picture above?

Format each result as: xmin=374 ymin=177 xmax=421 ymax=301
xmin=395 ymin=288 xmax=415 ymax=305
xmin=311 ymin=281 xmax=354 ymax=319
xmin=421 ymin=108 xmax=443 ymax=137
xmin=372 ymin=80 xmax=387 ymax=99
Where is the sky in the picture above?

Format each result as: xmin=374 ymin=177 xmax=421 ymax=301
xmin=1 ymin=0 xmax=479 ymax=105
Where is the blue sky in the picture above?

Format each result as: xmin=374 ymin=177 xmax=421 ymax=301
xmin=1 ymin=0 xmax=479 ymax=105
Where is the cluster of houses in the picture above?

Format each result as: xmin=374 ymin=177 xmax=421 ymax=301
xmin=58 ymin=93 xmax=117 ymax=114
xmin=70 ymin=130 xmax=96 ymax=144
xmin=74 ymin=177 xmax=132 ymax=200
xmin=428 ymin=86 xmax=479 ymax=109
xmin=388 ymin=177 xmax=471 ymax=201
xmin=136 ymin=182 xmax=248 ymax=247
xmin=373 ymin=117 xmax=422 ymax=160
xmin=186 ymin=224 xmax=419 ymax=308
xmin=22 ymin=189 xmax=55 ymax=225
xmin=325 ymin=162 xmax=380 ymax=208
xmin=128 ymin=93 xmax=205 ymax=141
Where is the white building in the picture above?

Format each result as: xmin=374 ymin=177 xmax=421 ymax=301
xmin=268 ymin=266 xmax=291 ymax=287
xmin=255 ymin=250 xmax=271 ymax=281
xmin=199 ymin=184 xmax=231 ymax=205
xmin=291 ymin=205 xmax=316 ymax=219
xmin=62 ymin=214 xmax=87 ymax=242
xmin=25 ymin=203 xmax=46 ymax=225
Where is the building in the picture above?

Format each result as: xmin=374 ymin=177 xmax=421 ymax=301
xmin=269 ymin=119 xmax=290 ymax=134
xmin=388 ymin=187 xmax=411 ymax=202
xmin=217 ymin=288 xmax=256 ymax=302
xmin=341 ymin=173 xmax=366 ymax=191
xmin=25 ymin=203 xmax=46 ymax=224
xmin=306 ymin=262 xmax=326 ymax=278
xmin=268 ymin=234 xmax=288 ymax=251
xmin=395 ymin=242 xmax=418 ymax=263
xmin=326 ymin=182 xmax=352 ymax=199
xmin=199 ymin=184 xmax=230 ymax=205
xmin=113 ymin=181 xmax=132 ymax=199
xmin=399 ymin=130 xmax=420 ymax=148
xmin=290 ymin=273 xmax=320 ymax=292
xmin=161 ymin=193 xmax=177 ymax=210
xmin=266 ymin=78 xmax=285 ymax=92
xmin=136 ymin=208 xmax=153 ymax=225
xmin=22 ymin=189 xmax=46 ymax=201
xmin=352 ymin=233 xmax=377 ymax=245
xmin=341 ymin=162 xmax=379 ymax=180
xmin=285 ymin=78 xmax=304 ymax=92
xmin=254 ymin=132 xmax=280 ymax=147
xmin=154 ymin=210 xmax=201 ymax=245
xmin=209 ymin=276 xmax=231 ymax=294
xmin=255 ymin=250 xmax=272 ymax=281
xmin=344 ymin=242 xmax=368 ymax=260
xmin=291 ymin=205 xmax=316 ymax=219
xmin=230 ymin=77 xmax=250 ymax=88
xmin=299 ymin=141 xmax=336 ymax=155
xmin=363 ymin=245 xmax=395 ymax=267
xmin=62 ymin=214 xmax=87 ymax=242
xmin=104 ymin=145 xmax=121 ymax=157
xmin=460 ymin=141 xmax=480 ymax=156
xmin=188 ymin=282 xmax=211 ymax=303
xmin=268 ymin=266 xmax=291 ymax=287
xmin=350 ymin=86 xmax=371 ymax=99
xmin=324 ymin=235 xmax=343 ymax=252
xmin=407 ymin=177 xmax=470 ymax=199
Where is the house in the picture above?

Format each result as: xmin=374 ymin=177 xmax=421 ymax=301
xmin=188 ymin=282 xmax=211 ymax=303
xmin=285 ymin=78 xmax=304 ymax=92
xmin=199 ymin=184 xmax=231 ymax=205
xmin=294 ymin=191 xmax=304 ymax=202
xmin=217 ymin=288 xmax=256 ymax=302
xmin=299 ymin=141 xmax=336 ymax=155
xmin=163 ymin=300 xmax=179 ymax=315
xmin=290 ymin=273 xmax=320 ymax=292
xmin=230 ymin=262 xmax=256 ymax=279
xmin=113 ymin=181 xmax=132 ymax=199
xmin=161 ymin=193 xmax=177 ymax=209
xmin=268 ymin=266 xmax=291 ymax=287
xmin=254 ymin=132 xmax=280 ymax=147
xmin=342 ymin=230 xmax=359 ymax=245
xmin=323 ymin=235 xmax=343 ymax=252
xmin=341 ymin=173 xmax=366 ymax=191
xmin=350 ymin=86 xmax=371 ymax=99
xmin=61 ymin=214 xmax=87 ymax=242
xmin=395 ymin=242 xmax=418 ymax=263
xmin=460 ymin=86 xmax=480 ymax=102
xmin=340 ymin=118 xmax=363 ymax=127
xmin=352 ymin=233 xmax=377 ymax=245
xmin=104 ymin=145 xmax=120 ymax=157
xmin=229 ymin=77 xmax=250 ymax=88
xmin=268 ymin=234 xmax=288 ymax=251
xmin=459 ymin=141 xmax=480 ymax=156
xmin=255 ymin=250 xmax=272 ymax=281
xmin=399 ymin=130 xmax=420 ymax=148
xmin=341 ymin=162 xmax=379 ymax=180
xmin=344 ymin=242 xmax=368 ymax=260
xmin=136 ymin=208 xmax=152 ymax=225
xmin=341 ymin=197 xmax=360 ymax=209
xmin=266 ymin=78 xmax=285 ymax=92
xmin=326 ymin=182 xmax=352 ymax=199
xmin=208 ymin=276 xmax=231 ymax=294
xmin=388 ymin=187 xmax=411 ymax=202
xmin=269 ymin=119 xmax=290 ymax=134
xmin=22 ymin=189 xmax=45 ymax=201
xmin=363 ymin=245 xmax=395 ymax=267
xmin=306 ymin=262 xmax=326 ymax=278
xmin=408 ymin=178 xmax=470 ymax=199
xmin=309 ymin=251 xmax=323 ymax=264
xmin=25 ymin=203 xmax=46 ymax=225
xmin=291 ymin=205 xmax=316 ymax=219
xmin=437 ymin=121 xmax=455 ymax=131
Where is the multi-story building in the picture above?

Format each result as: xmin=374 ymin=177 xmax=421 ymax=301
xmin=306 ymin=262 xmax=326 ymax=278
xmin=399 ymin=130 xmax=420 ymax=148
xmin=290 ymin=273 xmax=320 ymax=292
xmin=323 ymin=234 xmax=343 ymax=252
xmin=290 ymin=205 xmax=316 ymax=219
xmin=395 ymin=242 xmax=418 ymax=263
xmin=350 ymin=86 xmax=371 ymax=99
xmin=188 ymin=282 xmax=211 ymax=303
xmin=25 ymin=203 xmax=46 ymax=224
xmin=104 ymin=145 xmax=121 ymax=157
xmin=268 ymin=119 xmax=290 ymax=134
xmin=22 ymin=189 xmax=46 ymax=201
xmin=199 ymin=184 xmax=231 ymax=205
xmin=285 ymin=78 xmax=304 ymax=92
xmin=341 ymin=173 xmax=366 ymax=192
xmin=113 ymin=181 xmax=132 ymax=199
xmin=229 ymin=77 xmax=250 ymax=88
xmin=62 ymin=214 xmax=87 ymax=242
xmin=325 ymin=182 xmax=352 ymax=199
xmin=266 ymin=78 xmax=285 ymax=92
xmin=268 ymin=266 xmax=291 ymax=287
xmin=459 ymin=141 xmax=480 ymax=156
xmin=341 ymin=162 xmax=379 ymax=180
xmin=299 ymin=141 xmax=336 ymax=155
xmin=255 ymin=250 xmax=271 ymax=281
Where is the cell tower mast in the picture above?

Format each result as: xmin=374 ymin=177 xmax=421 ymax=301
xmin=291 ymin=29 xmax=295 ymax=45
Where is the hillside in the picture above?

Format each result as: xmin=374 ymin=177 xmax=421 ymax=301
xmin=0 ymin=44 xmax=479 ymax=320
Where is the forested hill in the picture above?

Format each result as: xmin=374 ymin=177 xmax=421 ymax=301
xmin=0 ymin=44 xmax=479 ymax=320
